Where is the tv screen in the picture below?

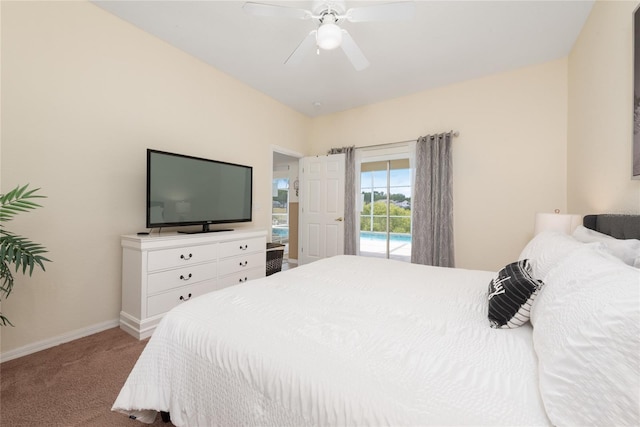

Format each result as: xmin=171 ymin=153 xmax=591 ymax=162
xmin=146 ymin=149 xmax=252 ymax=232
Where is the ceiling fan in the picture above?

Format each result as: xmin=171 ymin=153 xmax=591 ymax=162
xmin=242 ymin=0 xmax=415 ymax=71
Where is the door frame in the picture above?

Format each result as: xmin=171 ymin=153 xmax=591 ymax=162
xmin=270 ymin=145 xmax=303 ymax=261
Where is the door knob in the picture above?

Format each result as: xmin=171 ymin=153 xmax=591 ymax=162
xmin=335 ymin=217 xmax=344 ymax=222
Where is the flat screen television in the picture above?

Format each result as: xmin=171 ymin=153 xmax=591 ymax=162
xmin=146 ymin=149 xmax=253 ymax=233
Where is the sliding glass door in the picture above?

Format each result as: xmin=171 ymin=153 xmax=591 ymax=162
xmin=359 ymin=159 xmax=411 ymax=261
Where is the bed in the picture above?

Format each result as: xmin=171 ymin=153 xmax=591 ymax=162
xmin=113 ymin=214 xmax=640 ymax=426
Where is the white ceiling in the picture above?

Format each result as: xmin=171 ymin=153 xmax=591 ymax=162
xmin=93 ymin=0 xmax=594 ymax=118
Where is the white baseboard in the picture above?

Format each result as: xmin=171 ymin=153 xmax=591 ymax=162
xmin=0 ymin=318 xmax=119 ymax=363
xmin=119 ymin=311 xmax=161 ymax=340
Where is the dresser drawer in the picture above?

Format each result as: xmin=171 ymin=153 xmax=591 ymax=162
xmin=218 ymin=251 xmax=266 ymax=276
xmin=147 ymin=262 xmax=217 ymax=295
xmin=146 ymin=279 xmax=227 ymax=318
xmin=147 ymin=243 xmax=218 ymax=272
xmin=218 ymin=267 xmax=265 ymax=288
xmin=121 ymin=230 xmax=268 ymax=340
xmin=219 ymin=237 xmax=265 ymax=258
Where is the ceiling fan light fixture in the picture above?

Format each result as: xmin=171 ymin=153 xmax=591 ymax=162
xmin=316 ymin=22 xmax=342 ymax=50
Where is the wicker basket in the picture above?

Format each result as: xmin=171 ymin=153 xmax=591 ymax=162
xmin=266 ymin=243 xmax=285 ymax=276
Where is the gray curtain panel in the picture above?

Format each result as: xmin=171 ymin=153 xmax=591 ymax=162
xmin=411 ymin=132 xmax=455 ymax=267
xmin=328 ymin=146 xmax=357 ymax=255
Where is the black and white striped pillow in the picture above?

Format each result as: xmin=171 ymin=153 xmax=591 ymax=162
xmin=487 ymin=259 xmax=544 ymax=329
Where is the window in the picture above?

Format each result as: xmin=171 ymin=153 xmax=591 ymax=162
xmin=271 ymin=178 xmax=289 ymax=248
xmin=359 ymin=158 xmax=411 ymax=261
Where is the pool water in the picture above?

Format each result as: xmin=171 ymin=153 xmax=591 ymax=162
xmin=272 ymin=227 xmax=289 ymax=237
xmin=360 ymin=231 xmax=411 ymax=243
xmin=359 ymin=231 xmax=411 ymax=261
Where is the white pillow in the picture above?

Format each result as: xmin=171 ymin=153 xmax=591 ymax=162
xmin=573 ymin=225 xmax=640 ymax=268
xmin=531 ymin=245 xmax=640 ymax=426
xmin=519 ymin=231 xmax=598 ymax=280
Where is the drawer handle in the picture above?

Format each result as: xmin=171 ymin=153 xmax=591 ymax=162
xmin=239 ymin=244 xmax=248 ymax=250
xmin=179 ymin=273 xmax=192 ymax=281
xmin=239 ymin=261 xmax=248 ymax=267
xmin=238 ymin=277 xmax=248 ymax=283
xmin=180 ymin=253 xmax=193 ymax=261
xmin=179 ymin=293 xmax=192 ymax=301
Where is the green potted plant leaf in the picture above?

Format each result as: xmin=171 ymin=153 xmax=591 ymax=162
xmin=0 ymin=184 xmax=51 ymax=326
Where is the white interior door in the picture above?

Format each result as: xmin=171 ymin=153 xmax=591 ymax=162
xmin=299 ymin=154 xmax=345 ymax=265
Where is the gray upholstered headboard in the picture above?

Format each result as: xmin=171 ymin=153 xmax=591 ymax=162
xmin=583 ymin=214 xmax=640 ymax=240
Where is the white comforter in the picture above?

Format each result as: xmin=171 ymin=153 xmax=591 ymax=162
xmin=113 ymin=255 xmax=550 ymax=426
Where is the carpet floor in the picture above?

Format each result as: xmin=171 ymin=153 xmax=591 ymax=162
xmin=1 ymin=327 xmax=170 ymax=426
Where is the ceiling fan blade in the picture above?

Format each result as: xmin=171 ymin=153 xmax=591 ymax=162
xmin=285 ymin=31 xmax=317 ymax=66
xmin=346 ymin=1 xmax=415 ymax=22
xmin=243 ymin=2 xmax=311 ymax=20
xmin=340 ymin=30 xmax=370 ymax=71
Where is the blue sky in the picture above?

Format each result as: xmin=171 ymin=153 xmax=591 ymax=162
xmin=361 ymin=169 xmax=411 ymax=197
xmin=274 ymin=178 xmax=289 ymax=190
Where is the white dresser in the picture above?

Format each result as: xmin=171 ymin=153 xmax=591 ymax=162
xmin=120 ymin=229 xmax=267 ymax=339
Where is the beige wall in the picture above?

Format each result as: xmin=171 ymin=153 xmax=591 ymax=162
xmin=568 ymin=0 xmax=640 ymax=214
xmin=0 ymin=1 xmax=310 ymax=354
xmin=4 ymin=0 xmax=639 ymax=357
xmin=310 ymin=59 xmax=569 ymax=271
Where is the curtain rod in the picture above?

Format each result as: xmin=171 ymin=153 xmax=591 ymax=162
xmin=356 ymin=131 xmax=459 ymax=150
